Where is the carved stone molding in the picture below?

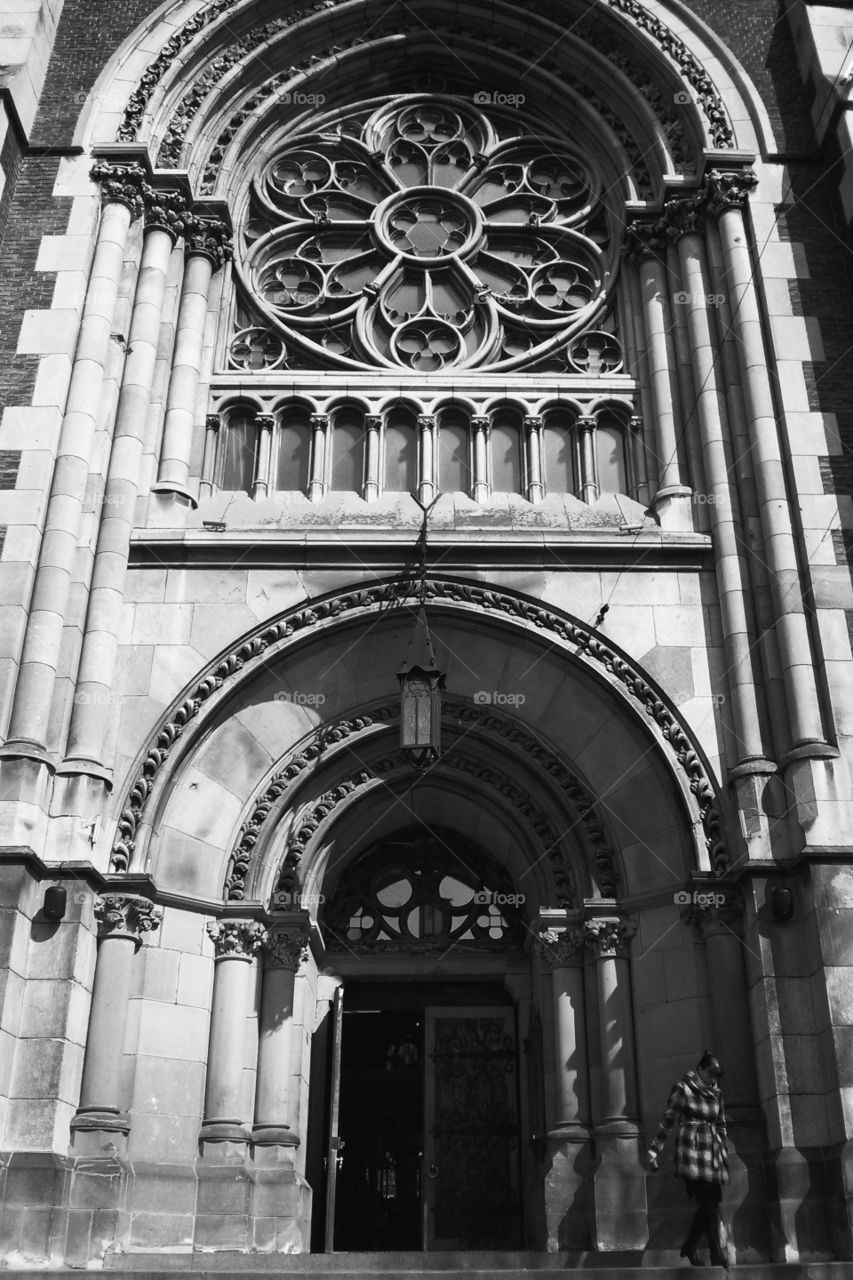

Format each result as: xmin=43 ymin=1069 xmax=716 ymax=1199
xmin=538 ymin=927 xmax=585 ymax=968
xmin=584 ymin=916 xmax=636 ymax=958
xmin=184 ymin=214 xmax=233 ymax=269
xmin=94 ymin=894 xmax=162 ymax=946
xmin=263 ymin=929 xmax=311 ymax=971
xmin=90 ymin=161 xmax=147 ymax=219
xmin=206 ymin=919 xmax=267 ymax=960
xmin=109 ymin=579 xmax=726 ymax=875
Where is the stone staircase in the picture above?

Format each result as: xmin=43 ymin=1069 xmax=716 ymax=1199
xmin=2 ymin=1255 xmax=850 ymax=1278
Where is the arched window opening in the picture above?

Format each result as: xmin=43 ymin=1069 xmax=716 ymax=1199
xmin=438 ymin=413 xmax=471 ymax=493
xmin=220 ymin=412 xmax=257 ymax=493
xmin=596 ymin=415 xmax=628 ymax=495
xmin=384 ymin=412 xmax=418 ymax=493
xmin=331 ymin=412 xmax=365 ymax=492
xmin=275 ymin=413 xmax=311 ymax=492
xmin=491 ymin=412 xmax=523 ymax=493
xmin=543 ymin=416 xmax=577 ymax=496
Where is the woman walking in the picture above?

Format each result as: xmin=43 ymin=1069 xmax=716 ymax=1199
xmin=646 ymin=1051 xmax=731 ymax=1268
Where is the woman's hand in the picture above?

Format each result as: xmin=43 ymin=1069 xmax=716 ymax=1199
xmin=645 ymin=1149 xmax=659 ymax=1172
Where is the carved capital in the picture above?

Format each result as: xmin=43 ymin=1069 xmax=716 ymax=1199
xmin=263 ymin=929 xmax=311 ymax=971
xmin=184 ymin=214 xmax=233 ymax=269
xmin=142 ymin=185 xmax=189 ymax=242
xmin=701 ymin=169 xmax=758 ymax=217
xmin=205 ymin=412 xmax=221 ymax=433
xmin=584 ymin=916 xmax=636 ymax=958
xmin=418 ymin=414 xmax=436 ymax=432
xmin=660 ymin=195 xmax=705 ymax=241
xmin=576 ymin=415 xmax=596 ymax=432
xmin=682 ymin=892 xmax=744 ymax=938
xmin=471 ymin=415 xmax=490 ymax=435
xmin=90 ymin=161 xmax=147 ymax=220
xmin=524 ymin=415 xmax=543 ymax=435
xmin=94 ymin=894 xmax=162 ymax=946
xmin=255 ymin=414 xmax=275 ymax=433
xmin=538 ymin=927 xmax=585 ymax=968
xmin=309 ymin=413 xmax=328 ymax=432
xmin=629 ymin=415 xmax=644 ymax=434
xmin=207 ymin=919 xmax=266 ymax=960
xmin=623 ymin=220 xmax=668 ymax=265
xmin=365 ymin=414 xmax=382 ymax=432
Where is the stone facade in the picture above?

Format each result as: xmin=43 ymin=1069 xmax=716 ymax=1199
xmin=1 ymin=0 xmax=853 ymax=1268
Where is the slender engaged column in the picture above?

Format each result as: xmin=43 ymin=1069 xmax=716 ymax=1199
xmin=309 ymin=414 xmax=328 ymax=501
xmin=153 ymin=217 xmax=231 ymax=505
xmin=472 ymin=415 xmax=490 ymax=503
xmin=577 ymin=416 xmax=598 ymax=504
xmin=253 ymin=929 xmax=310 ymax=1150
xmin=201 ymin=920 xmax=266 ymax=1153
xmin=63 ymin=189 xmax=187 ymax=774
xmin=253 ymin=414 xmax=274 ymax=500
xmin=584 ymin=913 xmax=647 ymax=1251
xmin=1 ymin=165 xmax=144 ymax=760
xmin=71 ymin=895 xmax=162 ymax=1152
xmin=676 ymin=221 xmax=772 ymax=772
xmin=364 ymin=414 xmax=381 ymax=501
xmin=629 ymin=416 xmax=651 ymax=506
xmin=709 ymin=171 xmax=831 ymax=755
xmin=539 ymin=928 xmax=590 ymax=1132
xmin=418 ymin=414 xmax=436 ymax=503
xmin=524 ymin=416 xmax=544 ymax=504
xmin=199 ymin=413 xmax=221 ymax=498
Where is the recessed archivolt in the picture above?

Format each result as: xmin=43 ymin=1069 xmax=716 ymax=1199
xmin=108 ymin=576 xmax=728 ymax=878
xmin=221 ymin=697 xmax=621 ymax=909
xmin=102 ymin=0 xmax=740 ymax=199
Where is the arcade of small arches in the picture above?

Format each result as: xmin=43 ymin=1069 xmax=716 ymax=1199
xmin=205 ymin=400 xmax=637 ymax=504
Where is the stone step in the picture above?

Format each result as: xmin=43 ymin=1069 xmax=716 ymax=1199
xmin=5 ymin=1256 xmax=848 ymax=1278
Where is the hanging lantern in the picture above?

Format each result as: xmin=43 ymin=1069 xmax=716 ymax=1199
xmin=397 ymin=606 xmax=445 ymax=767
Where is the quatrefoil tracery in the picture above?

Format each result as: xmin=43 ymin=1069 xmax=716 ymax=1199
xmin=235 ymin=95 xmax=617 ymax=373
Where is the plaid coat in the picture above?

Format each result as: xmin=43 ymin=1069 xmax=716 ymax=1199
xmin=649 ymin=1070 xmax=729 ymax=1184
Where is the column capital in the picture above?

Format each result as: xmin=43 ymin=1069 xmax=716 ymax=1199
xmin=629 ymin=415 xmax=644 ymax=434
xmin=90 ymin=160 xmax=147 ymax=219
xmin=142 ymin=185 xmax=190 ymax=243
xmin=471 ymin=415 xmax=491 ymax=434
xmin=524 ymin=415 xmax=543 ymax=434
xmin=309 ymin=413 xmax=328 ymax=431
xmin=682 ymin=894 xmax=744 ymax=938
xmin=623 ymin=219 xmax=669 ymax=264
xmin=255 ymin=413 xmax=275 ymax=433
xmin=701 ymin=168 xmax=758 ymax=217
xmin=205 ymin=412 xmax=221 ymax=433
xmin=418 ymin=414 xmax=436 ymax=431
xmin=538 ymin=926 xmax=585 ymax=968
xmin=207 ymin=919 xmax=267 ymax=961
xmin=576 ymin=414 xmax=596 ymax=431
xmin=263 ymin=928 xmax=311 ymax=971
xmin=183 ymin=214 xmax=232 ymax=268
xmin=584 ymin=916 xmax=636 ymax=958
xmin=95 ymin=894 xmax=162 ymax=946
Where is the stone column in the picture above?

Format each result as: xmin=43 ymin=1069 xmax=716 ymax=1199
xmin=584 ymin=914 xmax=647 ymax=1250
xmin=199 ymin=413 xmax=221 ymax=498
xmin=253 ymin=929 xmax=310 ymax=1159
xmin=472 ymin=415 xmax=490 ymax=503
xmin=364 ymin=414 xmax=381 ymax=501
xmin=253 ymin=414 xmax=274 ymax=500
xmin=629 ymin=416 xmax=651 ymax=507
xmin=62 ymin=187 xmax=187 ymax=777
xmin=524 ymin=416 xmax=544 ymax=503
xmin=709 ymin=170 xmax=832 ymax=759
xmin=200 ymin=920 xmax=266 ymax=1156
xmin=308 ymin=414 xmax=328 ymax=501
xmin=628 ymin=229 xmax=693 ymax=526
xmin=577 ymin=416 xmax=598 ymax=504
xmin=674 ymin=207 xmax=774 ymax=778
xmin=0 ymin=163 xmax=144 ymax=763
xmin=418 ymin=414 xmax=436 ymax=503
xmin=538 ymin=927 xmax=592 ymax=1249
xmin=71 ymin=894 xmax=162 ymax=1154
xmin=152 ymin=216 xmax=231 ymax=505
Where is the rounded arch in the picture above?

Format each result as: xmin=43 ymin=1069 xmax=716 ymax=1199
xmin=105 ymin=576 xmax=730 ymax=906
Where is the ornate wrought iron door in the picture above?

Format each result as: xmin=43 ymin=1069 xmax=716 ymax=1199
xmin=424 ymin=1007 xmax=522 ymax=1249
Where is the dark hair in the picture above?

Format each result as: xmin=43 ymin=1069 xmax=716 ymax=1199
xmin=698 ymin=1050 xmax=723 ymax=1078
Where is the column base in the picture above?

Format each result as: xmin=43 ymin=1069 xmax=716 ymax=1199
xmin=591 ymin=1129 xmax=648 ymax=1250
xmin=544 ymin=1125 xmax=592 ymax=1250
xmin=70 ymin=1109 xmax=130 ymax=1156
xmin=651 ymin=486 xmax=694 ymax=530
xmin=198 ymin=1121 xmax=252 ymax=1160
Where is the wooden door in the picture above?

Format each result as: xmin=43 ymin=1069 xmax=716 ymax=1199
xmin=423 ymin=1006 xmax=522 ymax=1250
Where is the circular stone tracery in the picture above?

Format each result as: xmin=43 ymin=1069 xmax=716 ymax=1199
xmin=234 ymin=94 xmax=619 ymax=373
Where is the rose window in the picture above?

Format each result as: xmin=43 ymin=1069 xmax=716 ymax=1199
xmin=232 ymin=95 xmax=619 ymax=373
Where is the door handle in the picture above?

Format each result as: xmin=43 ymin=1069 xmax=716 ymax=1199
xmin=427 ymin=1163 xmax=438 ymax=1179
